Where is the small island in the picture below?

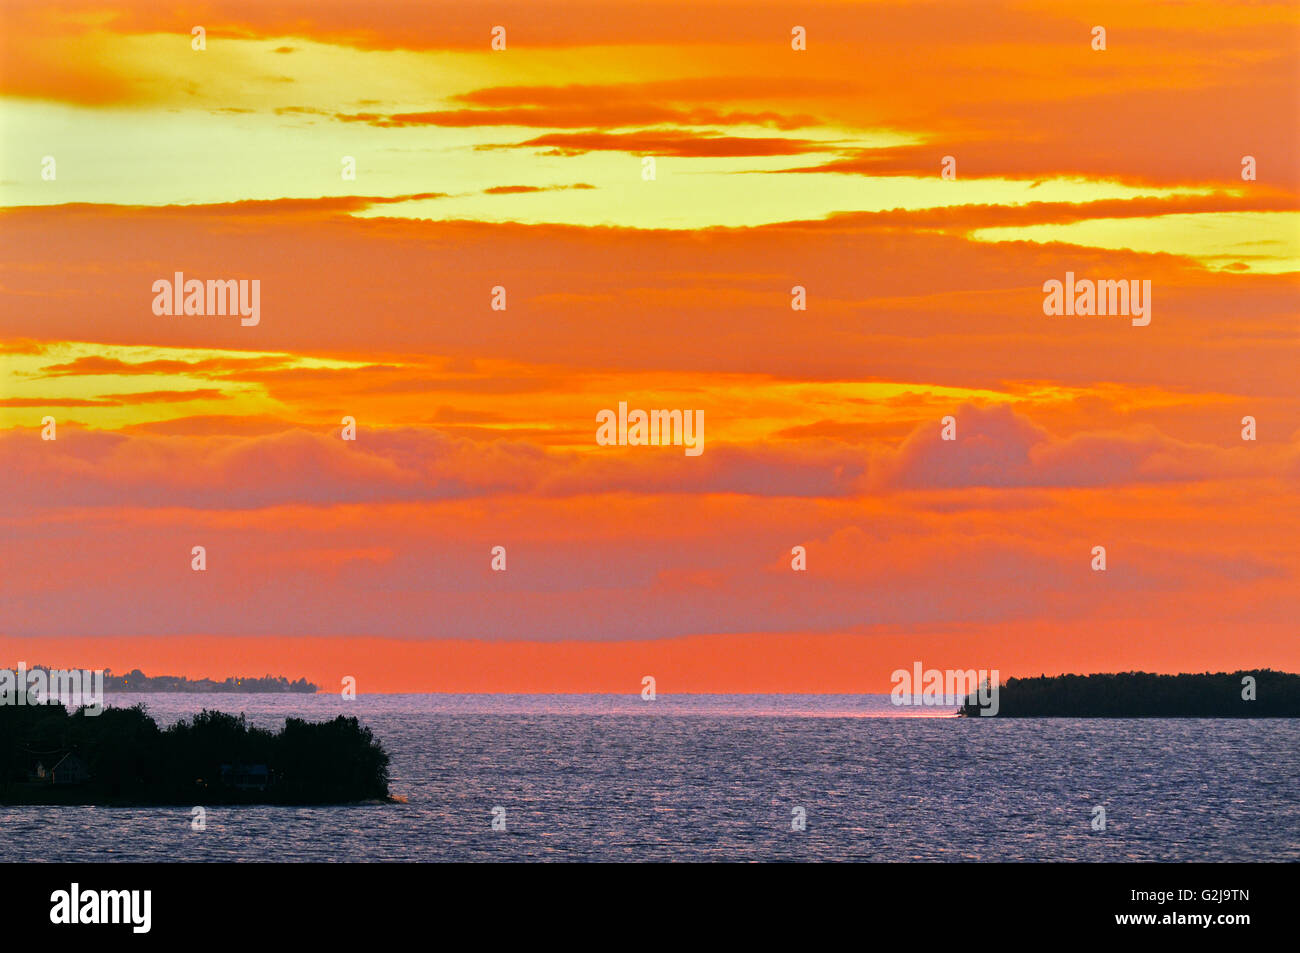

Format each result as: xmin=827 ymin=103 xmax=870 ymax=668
xmin=104 ymin=668 xmax=318 ymax=693
xmin=0 ymin=695 xmax=391 ymax=805
xmin=959 ymin=669 xmax=1300 ymax=717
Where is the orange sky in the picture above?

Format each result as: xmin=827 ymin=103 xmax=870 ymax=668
xmin=1 ymin=1 xmax=1297 ymax=691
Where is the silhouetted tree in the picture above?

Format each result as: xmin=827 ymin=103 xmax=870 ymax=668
xmin=0 ymin=699 xmax=389 ymax=805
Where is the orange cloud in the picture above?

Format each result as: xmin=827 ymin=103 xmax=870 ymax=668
xmin=2 ymin=0 xmax=1297 ymax=690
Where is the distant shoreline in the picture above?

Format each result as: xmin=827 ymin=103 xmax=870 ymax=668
xmin=19 ymin=667 xmax=319 ymax=694
xmin=959 ymin=670 xmax=1300 ymax=718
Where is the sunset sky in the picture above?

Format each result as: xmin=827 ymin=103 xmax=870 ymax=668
xmin=2 ymin=0 xmax=1297 ymax=691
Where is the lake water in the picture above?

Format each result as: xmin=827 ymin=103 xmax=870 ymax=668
xmin=4 ymin=693 xmax=1297 ymax=862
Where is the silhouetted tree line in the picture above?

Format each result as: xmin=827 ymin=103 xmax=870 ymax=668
xmin=104 ymin=669 xmax=318 ymax=693
xmin=959 ymin=670 xmax=1300 ymax=717
xmin=0 ymin=698 xmax=389 ymax=804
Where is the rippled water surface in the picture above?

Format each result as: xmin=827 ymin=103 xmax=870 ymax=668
xmin=5 ymin=694 xmax=1297 ymax=862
